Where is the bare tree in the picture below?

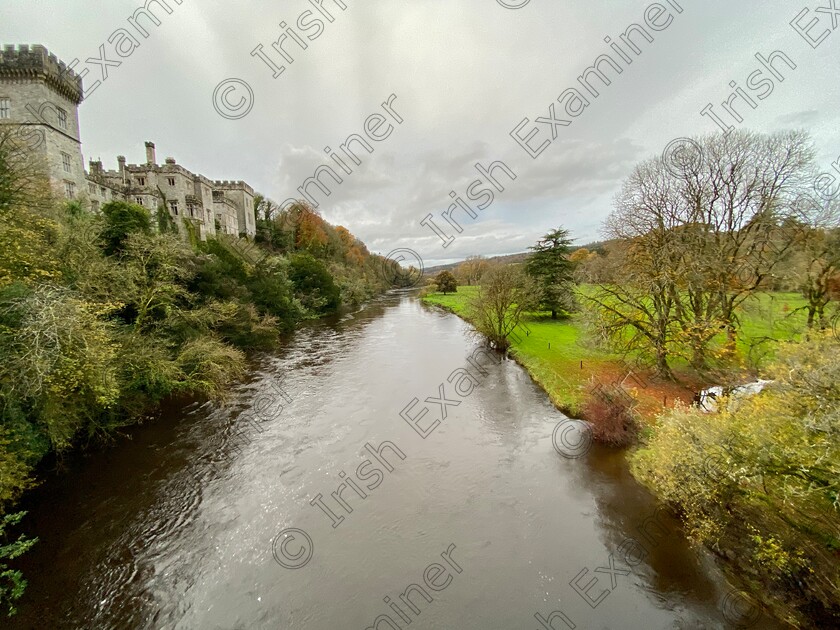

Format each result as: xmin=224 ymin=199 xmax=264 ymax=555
xmin=0 ymin=126 xmax=53 ymax=212
xmin=455 ymin=255 xmax=489 ymax=286
xmin=467 ymin=264 xmax=536 ymax=351
xmin=789 ymin=194 xmax=840 ymax=329
xmin=590 ymin=161 xmax=685 ymax=378
xmin=691 ymin=131 xmax=814 ymax=353
xmin=587 ymin=130 xmax=816 ymax=375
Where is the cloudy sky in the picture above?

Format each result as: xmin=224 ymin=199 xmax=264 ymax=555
xmin=3 ymin=0 xmax=839 ymax=265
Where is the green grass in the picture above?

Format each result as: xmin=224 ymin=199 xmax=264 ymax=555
xmin=421 ymin=286 xmax=810 ymax=419
xmin=422 ymin=286 xmax=477 ymax=315
xmin=735 ymin=292 xmax=809 ymax=360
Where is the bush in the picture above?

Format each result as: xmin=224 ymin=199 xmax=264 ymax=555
xmin=247 ymin=259 xmax=304 ymax=329
xmin=0 ymin=512 xmax=37 ymax=617
xmin=581 ymin=383 xmax=639 ymax=446
xmin=631 ymin=336 xmax=840 ymax=626
xmin=175 ymin=337 xmax=247 ymax=401
xmin=288 ymin=252 xmax=340 ymax=314
xmin=99 ymin=201 xmax=151 ymax=255
xmin=0 ymin=285 xmax=120 ymax=450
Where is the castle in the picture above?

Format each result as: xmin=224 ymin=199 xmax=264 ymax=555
xmin=0 ymin=44 xmax=257 ymax=239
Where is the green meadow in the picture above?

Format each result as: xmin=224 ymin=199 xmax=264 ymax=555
xmin=422 ymin=286 xmax=810 ymax=419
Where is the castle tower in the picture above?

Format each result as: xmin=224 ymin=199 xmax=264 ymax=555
xmin=0 ymin=44 xmax=86 ymax=199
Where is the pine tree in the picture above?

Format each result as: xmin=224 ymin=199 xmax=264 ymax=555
xmin=525 ymin=227 xmax=576 ymax=319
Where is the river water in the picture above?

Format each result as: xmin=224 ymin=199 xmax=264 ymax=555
xmin=9 ymin=291 xmax=784 ymax=629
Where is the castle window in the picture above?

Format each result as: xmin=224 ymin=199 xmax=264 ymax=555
xmin=91 ymin=200 xmax=100 ymax=213
xmin=169 ymin=200 xmax=179 ymax=215
xmin=167 ymin=177 xmax=176 ymax=186
xmin=101 ymin=187 xmax=108 ymax=198
xmin=187 ymin=204 xmax=194 ymax=217
xmin=61 ymin=152 xmax=72 ymax=173
xmin=64 ymin=181 xmax=75 ymax=198
xmin=0 ymin=99 xmax=9 ymax=119
xmin=137 ymin=177 xmax=146 ymax=186
xmin=88 ymin=182 xmax=96 ymax=194
xmin=57 ymin=107 xmax=68 ymax=130
xmin=135 ymin=197 xmax=144 ymax=206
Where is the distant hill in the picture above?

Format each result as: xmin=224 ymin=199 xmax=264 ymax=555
xmin=423 ymin=240 xmax=607 ymax=275
xmin=424 ymin=252 xmax=529 ymax=275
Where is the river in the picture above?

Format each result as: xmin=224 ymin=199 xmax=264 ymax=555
xmin=8 ymin=291 xmax=784 ymax=629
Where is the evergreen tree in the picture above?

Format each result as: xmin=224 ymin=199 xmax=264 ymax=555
xmin=525 ymin=227 xmax=576 ymax=319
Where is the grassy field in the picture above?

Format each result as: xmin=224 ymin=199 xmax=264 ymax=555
xmin=422 ymin=286 xmax=809 ymax=421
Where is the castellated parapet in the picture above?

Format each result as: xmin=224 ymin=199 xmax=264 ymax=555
xmin=0 ymin=44 xmax=83 ymax=104
xmin=213 ymin=180 xmax=255 ymax=195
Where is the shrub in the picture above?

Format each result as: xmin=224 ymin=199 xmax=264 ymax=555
xmin=99 ymin=201 xmax=151 ymax=256
xmin=0 ymin=511 xmax=38 ymax=617
xmin=581 ymin=383 xmax=639 ymax=446
xmin=288 ymin=252 xmax=340 ymax=314
xmin=176 ymin=337 xmax=247 ymax=401
xmin=630 ymin=336 xmax=840 ymax=625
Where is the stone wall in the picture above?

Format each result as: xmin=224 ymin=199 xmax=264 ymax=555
xmin=214 ymin=180 xmax=256 ymax=237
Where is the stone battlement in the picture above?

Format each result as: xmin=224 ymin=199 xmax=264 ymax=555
xmin=0 ymin=44 xmax=83 ymax=103
xmin=213 ymin=180 xmax=254 ymax=194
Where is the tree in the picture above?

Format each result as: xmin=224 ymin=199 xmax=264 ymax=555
xmin=455 ymin=256 xmax=489 ymax=286
xmin=292 ymin=203 xmax=330 ymax=254
xmin=99 ymin=200 xmax=152 ymax=256
xmin=288 ymin=252 xmax=340 ymax=314
xmin=434 ymin=270 xmax=458 ymax=294
xmin=467 ymin=265 xmax=536 ymax=351
xmin=569 ymin=248 xmax=591 ymax=264
xmin=682 ymin=130 xmax=813 ymax=355
xmin=247 ymin=257 xmax=304 ymax=330
xmin=0 ymin=128 xmax=52 ymax=214
xmin=253 ymin=194 xmax=277 ymax=222
xmin=0 ymin=284 xmax=120 ymax=449
xmin=0 ymin=130 xmax=60 ymax=289
xmin=788 ymin=195 xmax=840 ymax=330
xmin=525 ymin=227 xmax=576 ymax=319
xmin=588 ymin=130 xmax=815 ymax=374
xmin=583 ymin=238 xmax=680 ymax=379
xmin=117 ymin=232 xmax=192 ymax=331
xmin=631 ymin=337 xmax=840 ymax=626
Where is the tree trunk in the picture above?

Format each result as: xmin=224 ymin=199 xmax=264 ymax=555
xmin=690 ymin=344 xmax=706 ymax=371
xmin=655 ymin=347 xmax=673 ymax=380
xmin=551 ymin=309 xmax=557 ymax=320
xmin=722 ymin=321 xmax=737 ymax=358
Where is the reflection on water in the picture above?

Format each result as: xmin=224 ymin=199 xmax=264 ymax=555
xmin=10 ymin=292 xmax=784 ymax=629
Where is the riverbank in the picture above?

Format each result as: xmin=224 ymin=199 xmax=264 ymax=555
xmin=421 ymin=287 xmax=699 ymax=424
xmin=0 ymin=195 xmax=401 ymax=618
xmin=421 ymin=287 xmax=809 ymax=425
xmin=422 ymin=287 xmax=822 ymax=627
